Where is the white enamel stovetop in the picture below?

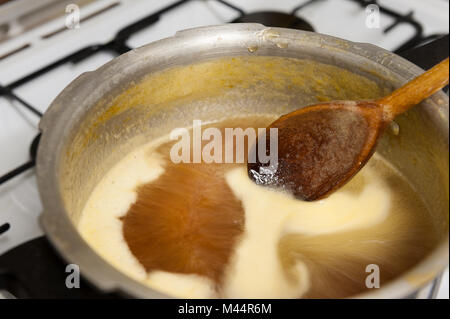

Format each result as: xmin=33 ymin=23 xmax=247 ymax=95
xmin=0 ymin=0 xmax=448 ymax=298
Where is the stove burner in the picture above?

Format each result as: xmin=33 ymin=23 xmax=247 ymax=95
xmin=29 ymin=134 xmax=41 ymax=162
xmin=232 ymin=11 xmax=315 ymax=32
xmin=0 ymin=237 xmax=119 ymax=298
xmin=0 ymin=223 xmax=10 ymax=235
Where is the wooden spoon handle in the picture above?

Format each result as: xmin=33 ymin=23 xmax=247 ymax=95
xmin=379 ymin=57 xmax=449 ymax=121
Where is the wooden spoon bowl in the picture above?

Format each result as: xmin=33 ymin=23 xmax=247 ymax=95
xmin=248 ymin=58 xmax=449 ymax=201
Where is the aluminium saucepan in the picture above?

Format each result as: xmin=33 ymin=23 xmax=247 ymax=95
xmin=36 ymin=24 xmax=449 ymax=298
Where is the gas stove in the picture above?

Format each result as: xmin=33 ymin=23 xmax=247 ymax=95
xmin=0 ymin=0 xmax=448 ymax=299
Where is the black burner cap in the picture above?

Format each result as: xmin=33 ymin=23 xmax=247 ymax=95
xmin=232 ymin=11 xmax=314 ymax=32
xmin=30 ymin=133 xmax=41 ymax=162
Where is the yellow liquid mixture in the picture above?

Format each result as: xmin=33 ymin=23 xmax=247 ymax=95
xmin=78 ymin=116 xmax=439 ymax=298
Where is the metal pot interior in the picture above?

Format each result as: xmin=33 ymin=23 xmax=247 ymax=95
xmin=38 ymin=25 xmax=449 ymax=297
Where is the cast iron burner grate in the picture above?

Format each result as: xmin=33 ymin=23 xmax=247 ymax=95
xmin=232 ymin=11 xmax=314 ymax=31
xmin=0 ymin=0 xmax=448 ymax=298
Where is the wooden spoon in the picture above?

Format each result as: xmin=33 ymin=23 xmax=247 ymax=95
xmin=248 ymin=58 xmax=449 ymax=201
